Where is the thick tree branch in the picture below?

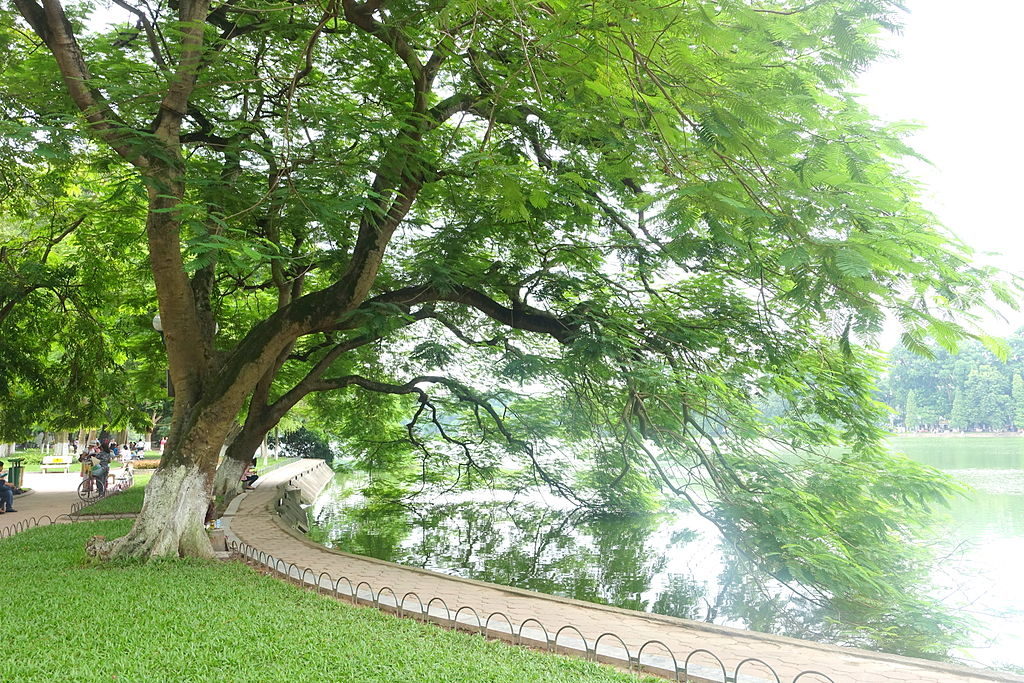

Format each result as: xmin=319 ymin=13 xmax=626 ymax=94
xmin=429 ymin=313 xmax=504 ymax=348
xmin=259 ymin=307 xmax=435 ymax=425
xmin=152 ymin=0 xmax=213 ymax=141
xmin=341 ymin=0 xmax=425 ymax=107
xmin=363 ymin=284 xmax=580 ymax=342
xmin=426 ymin=93 xmax=480 ymax=130
xmin=109 ymin=0 xmax=168 ymax=70
xmin=12 ymin=0 xmax=147 ymax=166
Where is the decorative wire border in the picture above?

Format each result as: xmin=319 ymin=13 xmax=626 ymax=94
xmin=0 ymin=462 xmax=839 ymax=682
xmin=0 ymin=513 xmax=77 ymax=539
xmin=67 ymin=475 xmax=138 ymax=518
xmin=226 ymin=536 xmax=836 ymax=683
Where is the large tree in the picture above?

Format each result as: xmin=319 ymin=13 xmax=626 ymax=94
xmin=3 ymin=0 xmax=1014 ymax=646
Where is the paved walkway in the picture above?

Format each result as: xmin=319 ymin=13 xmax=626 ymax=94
xmin=1 ymin=471 xmax=82 ymax=527
xmin=224 ymin=459 xmax=1020 ymax=683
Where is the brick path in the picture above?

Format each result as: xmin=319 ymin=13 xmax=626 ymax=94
xmin=0 ymin=471 xmax=81 ymax=527
xmin=223 ymin=459 xmax=1020 ymax=683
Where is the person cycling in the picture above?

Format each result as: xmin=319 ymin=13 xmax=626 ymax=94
xmin=91 ymin=448 xmax=112 ymax=495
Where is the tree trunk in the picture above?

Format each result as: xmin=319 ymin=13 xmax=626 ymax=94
xmin=91 ymin=396 xmax=240 ymax=559
xmin=213 ymin=427 xmax=265 ymax=509
xmin=212 ymin=457 xmax=247 ymax=509
xmin=88 ymin=458 xmax=216 ymax=559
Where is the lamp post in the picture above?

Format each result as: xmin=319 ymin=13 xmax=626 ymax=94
xmin=152 ymin=315 xmax=218 ymax=397
xmin=151 ymin=313 xmax=174 ymax=398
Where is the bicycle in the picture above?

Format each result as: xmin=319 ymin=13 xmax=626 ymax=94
xmin=77 ymin=471 xmax=106 ymax=501
xmin=77 ymin=461 xmax=134 ymax=502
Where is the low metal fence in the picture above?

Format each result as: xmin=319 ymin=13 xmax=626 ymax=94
xmin=0 ymin=513 xmax=77 ymax=538
xmin=0 ymin=461 xmax=837 ymax=682
xmin=228 ymin=537 xmax=835 ymax=682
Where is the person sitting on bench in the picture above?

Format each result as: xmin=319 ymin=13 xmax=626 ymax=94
xmin=0 ymin=461 xmax=18 ymax=514
xmin=241 ymin=458 xmax=258 ymax=490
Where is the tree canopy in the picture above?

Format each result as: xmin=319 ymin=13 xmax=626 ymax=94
xmin=2 ymin=0 xmax=1017 ymax=658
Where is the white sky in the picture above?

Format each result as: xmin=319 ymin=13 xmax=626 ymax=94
xmin=856 ymin=0 xmax=1024 ymax=346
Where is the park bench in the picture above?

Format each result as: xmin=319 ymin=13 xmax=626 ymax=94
xmin=40 ymin=455 xmax=73 ymax=473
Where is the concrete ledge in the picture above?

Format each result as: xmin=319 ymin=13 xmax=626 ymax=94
xmin=272 ymin=461 xmax=334 ymax=533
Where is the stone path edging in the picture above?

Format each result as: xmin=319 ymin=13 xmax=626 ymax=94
xmin=221 ymin=459 xmax=1022 ymax=683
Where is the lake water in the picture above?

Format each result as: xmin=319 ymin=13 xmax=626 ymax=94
xmin=309 ymin=436 xmax=1024 ymax=673
xmin=887 ymin=436 xmax=1024 ymax=671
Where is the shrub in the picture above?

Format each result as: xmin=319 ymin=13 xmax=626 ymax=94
xmin=132 ymin=458 xmax=162 ymax=469
xmin=272 ymin=427 xmax=335 ymax=464
xmin=5 ymin=448 xmax=45 ymax=467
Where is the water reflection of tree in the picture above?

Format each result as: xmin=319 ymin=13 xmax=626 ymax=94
xmin=316 ymin=498 xmax=706 ymax=611
xmin=317 ymin=500 xmax=415 ymax=565
xmin=707 ymin=549 xmax=841 ymax=643
xmin=314 ymin=493 xmax=965 ymax=658
xmin=703 ymin=549 xmax=956 ymax=657
xmin=651 ymin=574 xmax=706 ymax=620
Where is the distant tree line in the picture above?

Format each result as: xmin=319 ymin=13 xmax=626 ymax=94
xmin=882 ymin=330 xmax=1024 ymax=431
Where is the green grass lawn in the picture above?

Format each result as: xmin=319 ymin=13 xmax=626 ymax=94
xmin=74 ymin=456 xmax=297 ymax=516
xmin=5 ymin=447 xmax=68 ymax=472
xmin=2 ymin=521 xmax=645 ymax=682
xmin=76 ymin=471 xmax=154 ymax=515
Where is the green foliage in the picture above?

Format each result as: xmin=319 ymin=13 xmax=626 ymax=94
xmin=3 ymin=447 xmax=45 ymax=468
xmin=904 ymin=389 xmax=921 ymax=431
xmin=273 ymin=426 xmax=335 ymax=464
xmin=950 ymin=389 xmax=969 ymax=432
xmin=5 ymin=0 xmax=1021 ymax=656
xmin=713 ymin=448 xmax=972 ymax=658
xmin=0 ymin=91 xmax=158 ymax=438
xmin=576 ymin=449 xmax=661 ymax=514
xmin=1012 ymin=374 xmax=1024 ymax=430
